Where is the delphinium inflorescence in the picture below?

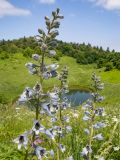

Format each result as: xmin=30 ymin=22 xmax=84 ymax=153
xmin=81 ymin=73 xmax=106 ymax=160
xmin=13 ymin=9 xmax=73 ymax=160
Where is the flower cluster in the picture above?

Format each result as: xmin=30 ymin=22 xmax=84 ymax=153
xmin=14 ymin=9 xmax=73 ymax=160
xmin=81 ymin=73 xmax=107 ymax=160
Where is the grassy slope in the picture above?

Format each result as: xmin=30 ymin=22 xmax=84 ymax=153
xmin=0 ymin=54 xmax=120 ymax=105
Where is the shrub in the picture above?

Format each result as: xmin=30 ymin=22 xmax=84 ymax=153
xmin=97 ymin=58 xmax=105 ymax=68
xmin=23 ymin=47 xmax=34 ymax=57
xmin=105 ymin=62 xmax=113 ymax=71
xmin=116 ymin=60 xmax=120 ymax=70
xmin=0 ymin=51 xmax=9 ymax=60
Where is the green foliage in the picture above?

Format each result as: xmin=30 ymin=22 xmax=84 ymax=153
xmin=105 ymin=62 xmax=113 ymax=71
xmin=0 ymin=93 xmax=8 ymax=104
xmin=23 ymin=47 xmax=34 ymax=57
xmin=53 ymin=50 xmax=62 ymax=61
xmin=75 ymin=51 xmax=88 ymax=64
xmin=115 ymin=60 xmax=120 ymax=70
xmin=0 ymin=51 xmax=9 ymax=60
xmin=97 ymin=58 xmax=105 ymax=68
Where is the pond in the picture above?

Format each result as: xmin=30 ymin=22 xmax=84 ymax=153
xmin=65 ymin=90 xmax=92 ymax=107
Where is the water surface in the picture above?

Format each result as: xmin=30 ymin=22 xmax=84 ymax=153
xmin=65 ymin=90 xmax=91 ymax=107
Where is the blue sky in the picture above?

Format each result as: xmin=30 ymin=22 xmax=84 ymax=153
xmin=0 ymin=0 xmax=120 ymax=51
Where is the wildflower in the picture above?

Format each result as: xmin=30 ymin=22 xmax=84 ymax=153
xmin=50 ymin=30 xmax=59 ymax=37
xmin=25 ymin=87 xmax=35 ymax=98
xmin=32 ymin=54 xmax=41 ymax=61
xmin=42 ymin=72 xmax=52 ymax=79
xmin=32 ymin=121 xmax=45 ymax=135
xmin=13 ymin=132 xmax=28 ymax=150
xmin=84 ymin=110 xmax=91 ymax=116
xmin=45 ymin=128 xmax=56 ymax=140
xmin=83 ymin=115 xmax=91 ymax=121
xmin=18 ymin=92 xmax=27 ymax=104
xmin=63 ymin=116 xmax=70 ymax=123
xmin=59 ymin=144 xmax=66 ymax=153
xmin=49 ymin=50 xmax=56 ymax=57
xmin=51 ymin=117 xmax=57 ymax=123
xmin=72 ymin=112 xmax=79 ymax=118
xmin=81 ymin=145 xmax=92 ymax=157
xmin=29 ymin=68 xmax=37 ymax=74
xmin=52 ymin=101 xmax=59 ymax=110
xmin=93 ymin=122 xmax=106 ymax=129
xmin=50 ymin=105 xmax=57 ymax=114
xmin=25 ymin=62 xmax=38 ymax=69
xmin=53 ymin=126 xmax=62 ymax=134
xmin=41 ymin=43 xmax=47 ymax=52
xmin=93 ymin=133 xmax=104 ymax=141
xmin=66 ymin=126 xmax=72 ymax=133
xmin=84 ymin=128 xmax=90 ymax=135
xmin=50 ymin=70 xmax=58 ymax=77
xmin=49 ymin=149 xmax=54 ymax=157
xmin=96 ymin=96 xmax=105 ymax=102
xmin=95 ymin=108 xmax=106 ymax=116
xmin=33 ymin=82 xmax=42 ymax=94
xmin=61 ymin=101 xmax=70 ymax=109
xmin=97 ymin=83 xmax=104 ymax=90
xmin=33 ymin=138 xmax=43 ymax=145
xmin=25 ymin=63 xmax=38 ymax=74
xmin=57 ymin=126 xmax=63 ymax=134
xmin=41 ymin=103 xmax=53 ymax=116
xmin=48 ymin=92 xmax=60 ymax=102
xmin=18 ymin=87 xmax=34 ymax=104
xmin=82 ymin=100 xmax=93 ymax=109
xmin=35 ymin=146 xmax=47 ymax=160
xmin=48 ymin=64 xmax=59 ymax=71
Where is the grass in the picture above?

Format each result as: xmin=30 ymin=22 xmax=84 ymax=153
xmin=0 ymin=54 xmax=120 ymax=159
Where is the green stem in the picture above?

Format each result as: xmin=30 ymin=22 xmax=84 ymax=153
xmin=88 ymin=106 xmax=95 ymax=160
xmin=36 ymin=104 xmax=39 ymax=120
xmin=88 ymin=123 xmax=93 ymax=160
xmin=24 ymin=149 xmax=28 ymax=160
xmin=57 ymin=143 xmax=60 ymax=160
xmin=41 ymin=52 xmax=45 ymax=74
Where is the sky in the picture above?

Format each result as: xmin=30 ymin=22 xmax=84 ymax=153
xmin=0 ymin=0 xmax=120 ymax=51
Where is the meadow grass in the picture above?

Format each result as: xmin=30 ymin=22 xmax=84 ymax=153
xmin=0 ymin=104 xmax=119 ymax=160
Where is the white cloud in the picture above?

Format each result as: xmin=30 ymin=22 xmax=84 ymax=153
xmin=39 ymin=0 xmax=56 ymax=4
xmin=0 ymin=0 xmax=31 ymax=18
xmin=89 ymin=0 xmax=120 ymax=10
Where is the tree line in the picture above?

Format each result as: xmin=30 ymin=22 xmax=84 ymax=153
xmin=0 ymin=37 xmax=120 ymax=71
